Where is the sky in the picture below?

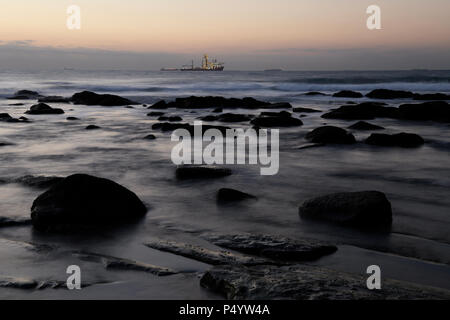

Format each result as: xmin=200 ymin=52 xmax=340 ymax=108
xmin=0 ymin=0 xmax=449 ymax=70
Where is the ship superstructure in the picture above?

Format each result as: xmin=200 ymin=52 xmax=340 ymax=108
xmin=161 ymin=54 xmax=224 ymax=71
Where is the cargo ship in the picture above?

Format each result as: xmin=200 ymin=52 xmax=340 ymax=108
xmin=161 ymin=54 xmax=224 ymax=71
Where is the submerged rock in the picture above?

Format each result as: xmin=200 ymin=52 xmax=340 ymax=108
xmin=299 ymin=191 xmax=392 ymax=227
xmin=0 ymin=216 xmax=32 ymax=228
xmin=322 ymin=102 xmax=398 ymax=120
xmin=71 ymin=91 xmax=137 ymax=106
xmin=365 ymin=132 xmax=425 ymax=147
xmin=332 ymin=90 xmax=363 ymax=98
xmin=366 ymin=89 xmax=413 ymax=99
xmin=38 ymin=96 xmax=70 ymax=103
xmin=200 ymin=264 xmax=450 ymax=299
xmin=147 ymin=100 xmax=168 ymax=109
xmin=0 ymin=113 xmax=28 ymax=123
xmin=30 ymin=173 xmax=147 ymax=231
xmin=250 ymin=115 xmax=303 ymax=127
xmin=66 ymin=116 xmax=80 ymax=121
xmin=85 ymin=125 xmax=100 ymax=130
xmin=305 ymin=126 xmax=356 ymax=144
xmin=292 ymin=107 xmax=322 ymax=113
xmin=158 ymin=115 xmax=183 ymax=122
xmin=348 ymin=121 xmax=384 ymax=130
xmin=216 ymin=113 xmax=252 ymax=122
xmin=303 ymin=91 xmax=327 ymax=96
xmin=176 ymin=166 xmax=232 ymax=180
xmin=144 ymin=240 xmax=270 ymax=266
xmin=413 ymin=93 xmax=450 ymax=101
xmin=143 ymin=134 xmax=156 ymax=140
xmin=7 ymin=90 xmax=41 ymax=100
xmin=73 ymin=251 xmax=176 ymax=276
xmin=203 ymin=234 xmax=337 ymax=261
xmin=24 ymin=103 xmax=64 ymax=115
xmin=217 ymin=188 xmax=256 ymax=202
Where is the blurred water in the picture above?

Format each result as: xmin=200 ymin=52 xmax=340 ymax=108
xmin=0 ymin=69 xmax=449 ymax=298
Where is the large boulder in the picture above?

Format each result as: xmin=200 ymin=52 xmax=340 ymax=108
xmin=365 ymin=132 xmax=425 ymax=147
xmin=332 ymin=90 xmax=363 ymax=98
xmin=24 ymin=103 xmax=64 ymax=115
xmin=305 ymin=126 xmax=356 ymax=144
xmin=299 ymin=191 xmax=392 ymax=227
xmin=398 ymin=101 xmax=450 ymax=122
xmin=366 ymin=89 xmax=413 ymax=99
xmin=71 ymin=91 xmax=137 ymax=106
xmin=30 ymin=174 xmax=147 ymax=231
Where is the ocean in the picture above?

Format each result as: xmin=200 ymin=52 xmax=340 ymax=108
xmin=0 ymin=69 xmax=449 ymax=299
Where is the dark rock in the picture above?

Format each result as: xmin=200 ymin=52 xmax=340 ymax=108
xmin=73 ymin=251 xmax=176 ymax=276
xmin=366 ymin=89 xmax=413 ymax=99
xmin=200 ymin=264 xmax=450 ymax=300
xmin=38 ymin=96 xmax=70 ymax=103
xmin=216 ymin=113 xmax=252 ymax=122
xmin=71 ymin=91 xmax=137 ymax=106
xmin=305 ymin=126 xmax=356 ymax=144
xmin=176 ymin=166 xmax=232 ymax=180
xmin=365 ymin=132 xmax=425 ymax=147
xmin=332 ymin=90 xmax=363 ymax=98
xmin=24 ymin=103 xmax=64 ymax=115
xmin=125 ymin=105 xmax=134 ymax=109
xmin=158 ymin=116 xmax=182 ymax=122
xmin=348 ymin=121 xmax=384 ymax=130
xmin=213 ymin=107 xmax=223 ymax=113
xmin=199 ymin=115 xmax=218 ymax=121
xmin=0 ymin=216 xmax=32 ymax=228
xmin=30 ymin=173 xmax=147 ymax=231
xmin=143 ymin=134 xmax=156 ymax=140
xmin=304 ymin=91 xmax=327 ymax=96
xmin=0 ymin=113 xmax=14 ymax=121
xmin=152 ymin=122 xmax=230 ymax=134
xmin=398 ymin=101 xmax=450 ymax=122
xmin=217 ymin=188 xmax=256 ymax=202
xmin=66 ymin=116 xmax=80 ymax=121
xmin=85 ymin=125 xmax=100 ymax=130
xmin=147 ymin=100 xmax=168 ymax=109
xmin=147 ymin=111 xmax=165 ymax=116
xmin=260 ymin=111 xmax=291 ymax=117
xmin=413 ymin=93 xmax=450 ymax=101
xmin=8 ymin=103 xmax=24 ymax=106
xmin=322 ymin=102 xmax=398 ymax=120
xmin=7 ymin=90 xmax=40 ymax=100
xmin=144 ymin=240 xmax=270 ymax=266
xmin=170 ymin=96 xmax=271 ymax=109
xmin=292 ymin=107 xmax=321 ymax=113
xmin=299 ymin=191 xmax=392 ymax=227
xmin=203 ymin=234 xmax=337 ymax=261
xmin=250 ymin=115 xmax=303 ymax=127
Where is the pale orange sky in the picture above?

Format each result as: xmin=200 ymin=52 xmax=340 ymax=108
xmin=0 ymin=0 xmax=449 ymax=70
xmin=1 ymin=0 xmax=449 ymax=53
